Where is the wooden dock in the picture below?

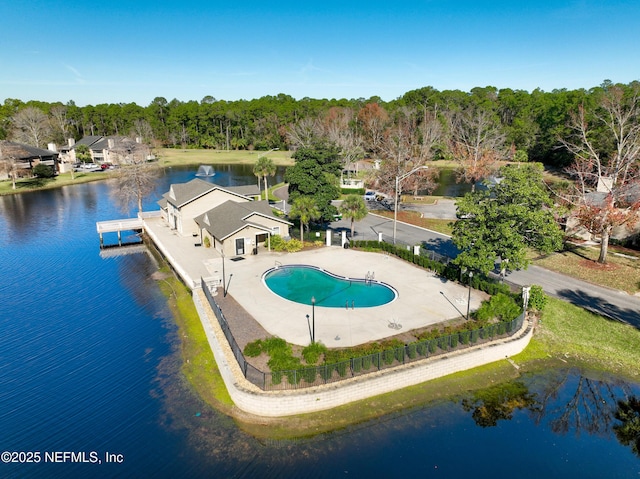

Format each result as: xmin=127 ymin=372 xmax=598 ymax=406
xmin=96 ymin=218 xmax=144 ymax=247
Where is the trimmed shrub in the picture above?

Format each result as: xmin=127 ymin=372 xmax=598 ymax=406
xmin=302 ymin=367 xmax=317 ymax=384
xmin=319 ymin=364 xmax=332 ymax=381
xmin=362 ymin=355 xmax=372 ymax=370
xmin=352 ymin=357 xmax=362 ymax=373
xmin=285 ymin=238 xmax=303 ymax=252
xmin=407 ymin=343 xmax=417 ymax=359
xmin=475 ymin=293 xmax=521 ymax=322
xmin=416 ymin=342 xmax=427 ymax=356
xmin=271 ymin=371 xmax=282 ymax=385
xmin=243 ymin=340 xmax=262 ymax=357
xmin=302 ymin=342 xmax=327 ymax=364
xmin=527 ymin=284 xmax=548 ymax=312
xmin=383 ymin=349 xmax=395 ymax=365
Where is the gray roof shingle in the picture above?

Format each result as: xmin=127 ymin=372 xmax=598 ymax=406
xmin=195 ymin=200 xmax=291 ymax=240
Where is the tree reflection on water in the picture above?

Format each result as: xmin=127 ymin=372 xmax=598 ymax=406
xmin=461 ymin=369 xmax=639 ymax=456
xmin=461 ymin=380 xmax=538 ymax=427
xmin=613 ymin=396 xmax=640 ymax=457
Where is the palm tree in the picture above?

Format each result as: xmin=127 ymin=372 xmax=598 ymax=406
xmin=339 ymin=194 xmax=368 ymax=240
xmin=289 ymin=196 xmax=321 ymax=242
xmin=253 ymin=156 xmax=276 ymax=201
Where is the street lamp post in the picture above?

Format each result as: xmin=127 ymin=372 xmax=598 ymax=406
xmin=306 ymin=314 xmax=312 ymax=344
xmin=311 ymin=296 xmax=316 ymax=343
xmin=393 ymin=165 xmax=429 ymax=244
xmin=221 ymin=249 xmax=226 ymax=297
xmin=467 ymin=271 xmax=474 ymax=320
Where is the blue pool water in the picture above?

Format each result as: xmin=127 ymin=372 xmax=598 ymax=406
xmin=263 ymin=265 xmax=397 ymax=307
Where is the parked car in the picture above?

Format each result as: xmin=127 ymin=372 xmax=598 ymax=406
xmin=364 ymin=191 xmax=376 ymax=201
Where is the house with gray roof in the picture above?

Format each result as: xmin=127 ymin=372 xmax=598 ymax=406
xmin=195 ymin=199 xmax=291 ymax=256
xmin=57 ymin=136 xmax=152 ymax=170
xmin=0 ymin=141 xmax=59 ymax=178
xmin=158 ymin=178 xmax=286 ymax=255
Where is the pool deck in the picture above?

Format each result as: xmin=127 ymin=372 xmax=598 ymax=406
xmin=144 ymin=216 xmax=487 ymax=348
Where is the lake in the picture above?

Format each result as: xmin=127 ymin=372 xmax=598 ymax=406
xmin=0 ymin=165 xmax=638 ymax=478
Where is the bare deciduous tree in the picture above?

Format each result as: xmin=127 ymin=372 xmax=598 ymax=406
xmin=49 ymin=105 xmax=69 ymax=142
xmin=560 ymin=85 xmax=640 ymax=263
xmin=286 ymin=117 xmax=322 ymax=149
xmin=357 ymin=102 xmax=389 ymax=156
xmin=376 ymin=107 xmax=441 ymax=199
xmin=322 ymin=107 xmax=365 ymax=178
xmin=110 ymin=140 xmax=158 ymax=213
xmin=0 ymin=142 xmax=20 ymax=189
xmin=11 ymin=107 xmax=52 ymax=147
xmin=448 ymin=107 xmax=505 ymax=191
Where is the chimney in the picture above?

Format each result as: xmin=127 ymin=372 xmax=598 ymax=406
xmin=135 ymin=137 xmax=141 ymax=144
xmin=107 ymin=138 xmax=115 ymax=149
xmin=68 ymin=138 xmax=75 ymax=147
xmin=47 ymin=142 xmax=57 ymax=152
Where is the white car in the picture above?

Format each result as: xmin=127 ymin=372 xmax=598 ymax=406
xmin=364 ymin=191 xmax=376 ymax=201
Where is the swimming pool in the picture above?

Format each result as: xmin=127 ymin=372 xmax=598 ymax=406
xmin=262 ymin=265 xmax=397 ymax=308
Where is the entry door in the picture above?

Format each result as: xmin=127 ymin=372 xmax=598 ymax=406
xmin=235 ymin=238 xmax=245 ymax=255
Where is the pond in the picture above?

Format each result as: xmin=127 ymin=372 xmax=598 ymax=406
xmin=0 ymin=164 xmax=638 ymax=478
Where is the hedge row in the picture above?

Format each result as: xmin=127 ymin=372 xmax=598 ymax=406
xmin=266 ymin=316 xmax=522 ymax=387
xmin=351 ymin=240 xmax=512 ymax=296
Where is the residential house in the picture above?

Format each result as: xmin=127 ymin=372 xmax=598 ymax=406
xmin=158 ymin=178 xmax=290 ymax=255
xmin=0 ymin=141 xmax=59 ymax=179
xmin=195 ymin=199 xmax=291 ymax=256
xmin=58 ymin=136 xmax=152 ymax=171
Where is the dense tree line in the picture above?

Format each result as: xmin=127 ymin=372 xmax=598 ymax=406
xmin=2 ymin=80 xmax=637 ymax=167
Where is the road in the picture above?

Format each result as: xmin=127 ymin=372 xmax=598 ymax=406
xmin=275 ymin=187 xmax=640 ymax=326
xmin=333 ymin=199 xmax=640 ymax=327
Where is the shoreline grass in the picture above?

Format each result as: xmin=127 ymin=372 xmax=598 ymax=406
xmin=154 ymin=268 xmax=234 ymax=413
xmin=0 ymin=171 xmax=115 ymax=196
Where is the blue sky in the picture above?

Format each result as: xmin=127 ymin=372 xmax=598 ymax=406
xmin=1 ymin=1 xmax=639 ymax=106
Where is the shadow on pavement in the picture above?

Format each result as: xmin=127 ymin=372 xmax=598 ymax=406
xmin=556 ymin=288 xmax=640 ymax=328
xmin=421 ymin=237 xmax=460 ymax=259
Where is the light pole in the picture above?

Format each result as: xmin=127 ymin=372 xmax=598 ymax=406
xmin=311 ymin=296 xmax=316 ymax=343
xmin=306 ymin=314 xmax=312 ymax=344
xmin=221 ymin=249 xmax=226 ymax=297
xmin=501 ymin=258 xmax=509 ymax=282
xmin=467 ymin=271 xmax=473 ymax=320
xmin=393 ymin=165 xmax=429 ymax=244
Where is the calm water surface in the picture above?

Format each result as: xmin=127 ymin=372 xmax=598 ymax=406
xmin=0 ymin=165 xmax=638 ymax=478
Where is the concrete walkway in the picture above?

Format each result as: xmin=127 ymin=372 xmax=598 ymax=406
xmin=144 ymin=216 xmax=486 ymax=347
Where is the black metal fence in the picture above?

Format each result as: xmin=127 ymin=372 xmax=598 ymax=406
xmin=200 ymin=276 xmax=525 ymax=391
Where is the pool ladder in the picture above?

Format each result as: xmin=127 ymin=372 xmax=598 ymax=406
xmin=365 ymin=271 xmax=375 ymax=284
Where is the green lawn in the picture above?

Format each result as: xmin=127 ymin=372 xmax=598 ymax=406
xmin=0 ymin=171 xmax=115 ymax=196
xmin=157 ymin=148 xmax=294 ymax=167
xmin=533 ymin=243 xmax=640 ymax=294
xmin=516 ymin=297 xmax=640 ymax=380
xmin=372 ymin=209 xmax=455 ymax=236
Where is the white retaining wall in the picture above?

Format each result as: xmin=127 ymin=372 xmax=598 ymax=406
xmin=193 ymin=289 xmax=533 ymax=418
